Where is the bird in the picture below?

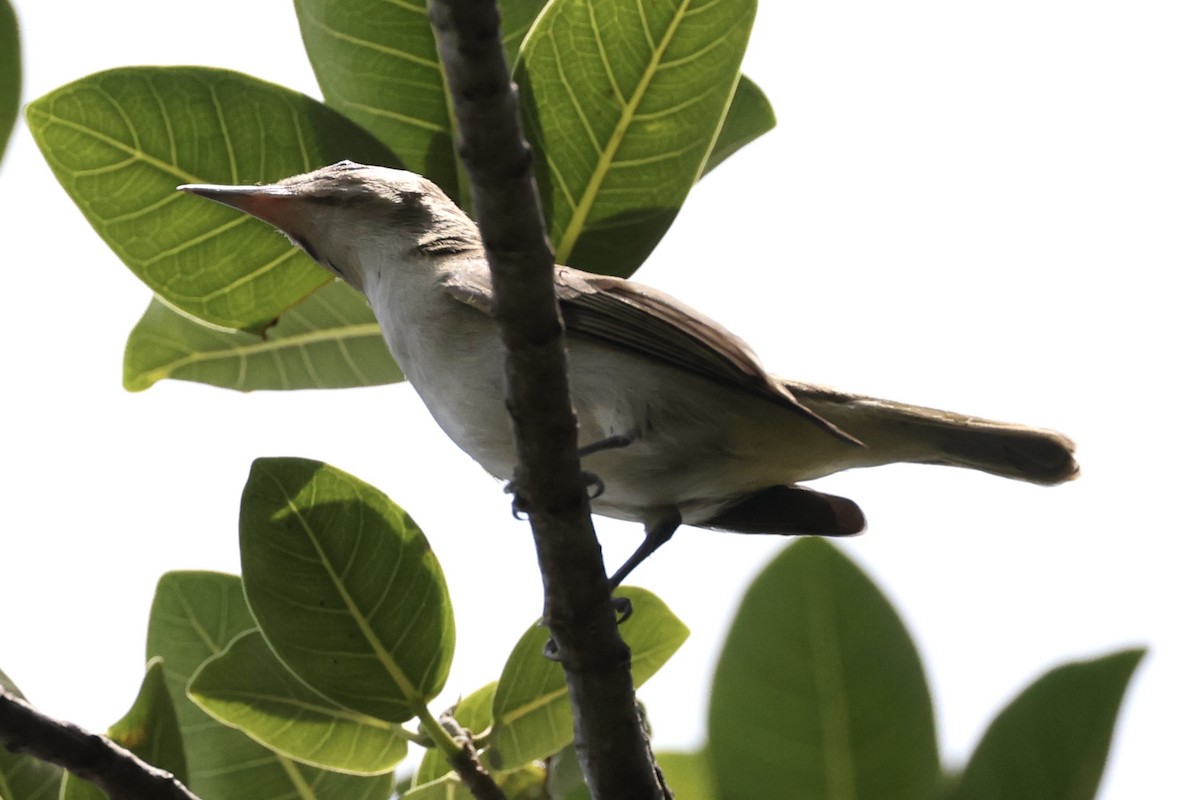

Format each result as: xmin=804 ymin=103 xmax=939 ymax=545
xmin=179 ymin=160 xmax=1078 ymax=587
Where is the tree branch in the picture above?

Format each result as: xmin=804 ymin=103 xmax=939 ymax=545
xmin=0 ymin=688 xmax=200 ymax=800
xmin=425 ymin=3 xmax=667 ymax=799
xmin=439 ymin=713 xmax=509 ymax=800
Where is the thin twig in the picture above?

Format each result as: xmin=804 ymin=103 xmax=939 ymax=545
xmin=0 ymin=688 xmax=200 ymax=800
xmin=439 ymin=713 xmax=509 ymax=800
xmin=426 ymin=2 xmax=667 ymax=799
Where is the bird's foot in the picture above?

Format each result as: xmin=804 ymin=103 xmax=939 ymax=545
xmin=543 ymin=596 xmax=636 ymax=659
xmin=504 ymin=481 xmax=529 ymax=520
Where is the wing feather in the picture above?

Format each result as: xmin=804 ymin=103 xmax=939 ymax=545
xmin=440 ymin=262 xmax=860 ymax=445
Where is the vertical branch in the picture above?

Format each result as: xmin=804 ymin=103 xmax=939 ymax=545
xmin=426 ymin=2 xmax=667 ymax=798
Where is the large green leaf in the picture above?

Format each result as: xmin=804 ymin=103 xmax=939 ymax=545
xmin=26 ymin=66 xmax=398 ymax=333
xmin=147 ymin=571 xmax=393 ymax=800
xmin=0 ymin=670 xmax=63 ymax=800
xmin=239 ymin=458 xmax=455 ymax=723
xmin=0 ymin=0 xmax=18 ymax=163
xmin=708 ymin=539 xmax=939 ymax=800
xmin=61 ymin=659 xmax=187 ymax=800
xmin=124 ymin=281 xmax=400 ymax=392
xmin=947 ymin=649 xmax=1145 ymax=800
xmin=189 ymin=629 xmax=408 ymax=774
xmin=293 ymin=0 xmax=458 ymax=198
xmin=487 ymin=586 xmax=689 ymax=769
xmin=517 ymin=0 xmax=756 ymax=276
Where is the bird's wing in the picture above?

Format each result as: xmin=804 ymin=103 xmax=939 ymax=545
xmin=441 ymin=262 xmax=860 ymax=446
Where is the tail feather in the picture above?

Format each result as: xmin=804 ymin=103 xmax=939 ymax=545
xmin=785 ymin=381 xmax=1079 ymax=486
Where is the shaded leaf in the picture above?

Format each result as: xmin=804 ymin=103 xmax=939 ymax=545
xmin=0 ymin=669 xmax=63 ymax=800
xmin=189 ymin=629 xmax=408 ymax=775
xmin=240 ymin=458 xmax=454 ymax=723
xmin=124 ymin=281 xmax=401 ymax=392
xmin=487 ymin=586 xmax=688 ymax=769
xmin=293 ymin=0 xmax=457 ymax=198
xmin=517 ymin=0 xmax=756 ymax=276
xmin=26 ymin=66 xmax=398 ymax=332
xmin=61 ymin=659 xmax=188 ymax=800
xmin=0 ymin=0 xmax=18 ymax=163
xmin=700 ymin=74 xmax=774 ymax=176
xmin=947 ymin=648 xmax=1145 ymax=800
xmin=545 ymin=745 xmax=588 ymax=800
xmin=498 ymin=0 xmax=550 ymax=67
xmin=147 ymin=571 xmax=392 ymax=800
xmin=709 ymin=539 xmax=938 ymax=800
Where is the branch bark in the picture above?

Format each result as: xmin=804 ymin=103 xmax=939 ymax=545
xmin=426 ymin=3 xmax=667 ymax=799
xmin=0 ymin=688 xmax=200 ymax=800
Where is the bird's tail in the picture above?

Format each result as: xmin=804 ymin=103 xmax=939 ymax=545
xmin=785 ymin=381 xmax=1079 ymax=486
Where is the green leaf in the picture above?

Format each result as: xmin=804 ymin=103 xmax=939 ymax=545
xmin=240 ymin=458 xmax=455 ymax=723
xmin=545 ymin=745 xmax=588 ymax=800
xmin=189 ymin=629 xmax=408 ymax=775
xmin=293 ymin=0 xmax=457 ymax=198
xmin=700 ymin=74 xmax=774 ymax=176
xmin=147 ymin=571 xmax=393 ymax=800
xmin=947 ymin=648 xmax=1145 ymax=800
xmin=708 ymin=539 xmax=939 ymax=800
xmin=0 ymin=670 xmax=63 ymax=800
xmin=61 ymin=659 xmax=188 ymax=800
xmin=516 ymin=0 xmax=756 ymax=277
xmin=658 ymin=750 xmax=718 ymax=800
xmin=26 ymin=66 xmax=398 ymax=333
xmin=487 ymin=586 xmax=688 ymax=769
xmin=124 ymin=281 xmax=401 ymax=392
xmin=0 ymin=0 xmax=19 ymax=163
xmin=415 ymin=683 xmax=496 ymax=785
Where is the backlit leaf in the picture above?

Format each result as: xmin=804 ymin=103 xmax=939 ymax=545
xmin=240 ymin=458 xmax=454 ymax=723
xmin=124 ymin=282 xmax=401 ymax=392
xmin=517 ymin=0 xmax=756 ymax=276
xmin=27 ymin=66 xmax=397 ymax=333
xmin=189 ymin=629 xmax=408 ymax=775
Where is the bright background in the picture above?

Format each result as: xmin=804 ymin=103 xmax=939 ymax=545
xmin=2 ymin=1 xmax=1196 ymax=797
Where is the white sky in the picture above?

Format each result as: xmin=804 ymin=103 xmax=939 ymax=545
xmin=2 ymin=1 xmax=1197 ymax=797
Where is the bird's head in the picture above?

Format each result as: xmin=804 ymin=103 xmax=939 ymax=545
xmin=179 ymin=161 xmax=480 ymax=292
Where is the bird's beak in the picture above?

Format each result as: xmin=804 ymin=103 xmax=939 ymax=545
xmin=177 ymin=182 xmax=296 ymax=230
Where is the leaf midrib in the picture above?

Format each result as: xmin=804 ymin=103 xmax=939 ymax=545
xmin=556 ymin=0 xmax=694 ymax=263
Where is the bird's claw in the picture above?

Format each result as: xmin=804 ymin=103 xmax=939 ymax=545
xmin=541 ymin=597 xmax=635 ymax=660
xmin=504 ymin=481 xmax=530 ymax=520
